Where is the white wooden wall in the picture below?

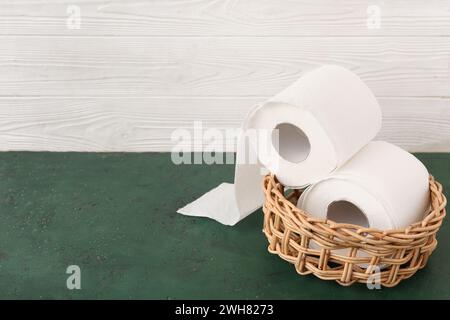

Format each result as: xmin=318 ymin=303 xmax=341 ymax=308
xmin=1 ymin=0 xmax=450 ymax=152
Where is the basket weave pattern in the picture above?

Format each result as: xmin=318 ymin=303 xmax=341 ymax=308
xmin=262 ymin=174 xmax=447 ymax=287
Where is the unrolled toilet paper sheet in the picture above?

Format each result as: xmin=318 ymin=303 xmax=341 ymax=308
xmin=177 ymin=134 xmax=264 ymax=226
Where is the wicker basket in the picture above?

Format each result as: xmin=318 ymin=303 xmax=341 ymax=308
xmin=262 ymin=174 xmax=447 ymax=287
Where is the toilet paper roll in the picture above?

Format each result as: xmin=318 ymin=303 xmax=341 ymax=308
xmin=297 ymin=141 xmax=430 ymax=230
xmin=246 ymin=65 xmax=381 ymax=187
xmin=178 ymin=65 xmax=382 ymax=225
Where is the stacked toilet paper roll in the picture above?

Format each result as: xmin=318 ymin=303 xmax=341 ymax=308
xmin=244 ymin=65 xmax=381 ymax=188
xmin=178 ymin=65 xmax=430 ymax=229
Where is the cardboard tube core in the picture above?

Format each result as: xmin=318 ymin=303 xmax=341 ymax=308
xmin=272 ymin=123 xmax=311 ymax=163
xmin=327 ymin=200 xmax=369 ymax=228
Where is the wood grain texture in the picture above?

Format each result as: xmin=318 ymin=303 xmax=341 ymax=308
xmin=0 ymin=1 xmax=449 ymax=151
xmin=1 ymin=36 xmax=450 ymax=97
xmin=1 ymin=0 xmax=450 ymax=36
xmin=0 ymin=97 xmax=448 ymax=152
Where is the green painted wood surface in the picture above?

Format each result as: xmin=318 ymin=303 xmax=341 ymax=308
xmin=0 ymin=152 xmax=448 ymax=299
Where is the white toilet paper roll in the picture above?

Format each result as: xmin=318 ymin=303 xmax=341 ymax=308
xmin=178 ymin=65 xmax=382 ymax=225
xmin=246 ymin=65 xmax=381 ymax=187
xmin=297 ymin=141 xmax=430 ymax=230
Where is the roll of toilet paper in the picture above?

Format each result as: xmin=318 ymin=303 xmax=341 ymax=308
xmin=245 ymin=65 xmax=381 ymax=187
xmin=297 ymin=141 xmax=430 ymax=230
xmin=178 ymin=65 xmax=382 ymax=225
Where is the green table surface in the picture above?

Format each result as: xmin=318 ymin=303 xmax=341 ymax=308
xmin=0 ymin=152 xmax=448 ymax=299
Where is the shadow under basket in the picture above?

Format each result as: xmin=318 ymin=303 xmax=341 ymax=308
xmin=262 ymin=174 xmax=447 ymax=287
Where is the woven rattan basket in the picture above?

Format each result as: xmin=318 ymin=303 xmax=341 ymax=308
xmin=262 ymin=174 xmax=447 ymax=287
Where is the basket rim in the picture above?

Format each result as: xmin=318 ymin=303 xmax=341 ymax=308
xmin=263 ymin=173 xmax=447 ymax=237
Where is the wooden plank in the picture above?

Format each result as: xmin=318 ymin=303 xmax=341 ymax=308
xmin=1 ymin=0 xmax=450 ymax=36
xmin=1 ymin=36 xmax=450 ymax=97
xmin=377 ymin=97 xmax=450 ymax=152
xmin=0 ymin=97 xmax=448 ymax=152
